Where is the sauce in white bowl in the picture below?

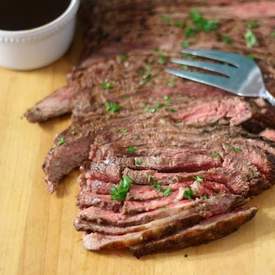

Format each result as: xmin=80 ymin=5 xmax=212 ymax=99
xmin=0 ymin=0 xmax=80 ymax=70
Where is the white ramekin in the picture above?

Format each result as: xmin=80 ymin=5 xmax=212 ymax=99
xmin=0 ymin=0 xmax=80 ymax=70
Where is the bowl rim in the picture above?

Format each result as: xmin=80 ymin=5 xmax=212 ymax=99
xmin=0 ymin=0 xmax=80 ymax=36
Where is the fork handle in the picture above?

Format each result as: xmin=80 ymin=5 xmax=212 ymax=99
xmin=262 ymin=89 xmax=275 ymax=106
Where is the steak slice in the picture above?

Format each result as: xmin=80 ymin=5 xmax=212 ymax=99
xmin=77 ymin=193 xmax=243 ymax=227
xmin=43 ymin=127 xmax=92 ymax=192
xmin=82 ymin=194 xmax=244 ymax=250
xmin=130 ymin=207 xmax=257 ymax=258
xmin=24 ymin=86 xmax=77 ymax=123
xmin=25 ymin=1 xmax=275 ymax=123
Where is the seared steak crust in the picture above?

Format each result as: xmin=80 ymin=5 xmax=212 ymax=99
xmin=131 ymin=207 xmax=257 ymax=258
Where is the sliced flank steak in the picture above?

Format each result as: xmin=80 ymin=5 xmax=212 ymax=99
xmin=25 ymin=0 xmax=275 ymax=256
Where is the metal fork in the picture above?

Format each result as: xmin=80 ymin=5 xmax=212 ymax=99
xmin=166 ymin=49 xmax=275 ymax=106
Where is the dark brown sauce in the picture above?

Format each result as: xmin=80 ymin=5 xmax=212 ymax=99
xmin=0 ymin=0 xmax=71 ymax=31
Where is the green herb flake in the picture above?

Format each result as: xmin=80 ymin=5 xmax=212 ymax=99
xmin=189 ymin=9 xmax=218 ymax=33
xmin=57 ymin=136 xmax=65 ymax=146
xmin=164 ymin=95 xmax=172 ymax=103
xmin=183 ymin=187 xmax=194 ymax=200
xmin=245 ymin=29 xmax=257 ymax=48
xmin=210 ymin=151 xmax=222 ymax=159
xmin=202 ymin=195 xmax=209 ymax=200
xmin=116 ymin=54 xmax=128 ymax=63
xmin=100 ymin=81 xmax=113 ymax=90
xmin=160 ymin=15 xmax=172 ymax=25
xmin=163 ymin=188 xmax=172 ymax=197
xmin=111 ymin=175 xmax=133 ymax=201
xmin=166 ymin=108 xmax=177 ymax=113
xmin=184 ymin=26 xmax=197 ymax=38
xmin=105 ymin=101 xmax=122 ymax=113
xmin=181 ymin=64 xmax=189 ymax=70
xmin=174 ymin=19 xmax=185 ymax=29
xmin=154 ymin=49 xmax=168 ymax=65
xmin=150 ymin=177 xmax=172 ymax=197
xmin=194 ymin=175 xmax=203 ymax=183
xmin=145 ymin=102 xmax=165 ymax=113
xmin=247 ymin=54 xmax=255 ymax=60
xmin=222 ymin=35 xmax=233 ymax=45
xmin=202 ymin=20 xmax=218 ymax=32
xmin=153 ymin=182 xmax=162 ymax=192
xmin=139 ymin=64 xmax=153 ymax=85
xmin=135 ymin=159 xmax=143 ymax=166
xmin=145 ymin=106 xmax=157 ymax=113
xmin=224 ymin=143 xmax=242 ymax=153
xmin=190 ymin=9 xmax=202 ymax=24
xmin=246 ymin=20 xmax=259 ymax=29
xmin=159 ymin=54 xmax=167 ymax=65
xmin=127 ymin=146 xmax=137 ymax=154
xmin=181 ymin=40 xmax=190 ymax=49
xmin=271 ymin=31 xmax=275 ymax=38
xmin=232 ymin=146 xmax=242 ymax=153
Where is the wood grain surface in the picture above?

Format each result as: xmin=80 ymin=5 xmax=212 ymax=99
xmin=0 ymin=34 xmax=275 ymax=275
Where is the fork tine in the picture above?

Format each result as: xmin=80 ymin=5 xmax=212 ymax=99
xmin=182 ymin=49 xmax=240 ymax=67
xmin=166 ymin=68 xmax=231 ymax=92
xmin=171 ymin=58 xmax=234 ymax=77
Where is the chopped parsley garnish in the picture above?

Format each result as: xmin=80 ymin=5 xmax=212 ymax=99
xmin=135 ymin=159 xmax=143 ymax=166
xmin=181 ymin=64 xmax=189 ymax=70
xmin=167 ymin=78 xmax=176 ymax=88
xmin=159 ymin=54 xmax=167 ymax=65
xmin=57 ymin=136 xmax=65 ymax=146
xmin=111 ymin=175 xmax=133 ymax=201
xmin=222 ymin=35 xmax=233 ymax=45
xmin=247 ymin=54 xmax=255 ymax=60
xmin=184 ymin=27 xmax=197 ymax=38
xmin=224 ymin=143 xmax=242 ymax=153
xmin=150 ymin=177 xmax=172 ymax=197
xmin=139 ymin=64 xmax=153 ymax=85
xmin=160 ymin=15 xmax=172 ymax=25
xmin=153 ymin=182 xmax=162 ymax=192
xmin=202 ymin=20 xmax=219 ymax=32
xmin=116 ymin=54 xmax=128 ymax=63
xmin=194 ymin=175 xmax=203 ymax=183
xmin=232 ymin=146 xmax=242 ymax=153
xmin=160 ymin=15 xmax=185 ymax=29
xmin=185 ymin=9 xmax=218 ymax=37
xmin=202 ymin=195 xmax=209 ymax=200
xmin=162 ymin=188 xmax=172 ymax=197
xmin=181 ymin=40 xmax=190 ymax=48
xmin=145 ymin=96 xmax=174 ymax=114
xmin=272 ymin=31 xmax=275 ymax=38
xmin=210 ymin=151 xmax=222 ymax=159
xmin=105 ymin=101 xmax=122 ymax=113
xmin=166 ymin=108 xmax=177 ymax=113
xmin=183 ymin=187 xmax=194 ymax=200
xmin=100 ymin=81 xmax=113 ymax=90
xmin=127 ymin=146 xmax=137 ymax=154
xmin=174 ymin=19 xmax=185 ymax=29
xmin=246 ymin=20 xmax=259 ymax=29
xmin=245 ymin=29 xmax=257 ymax=48
xmin=164 ymin=95 xmax=171 ymax=104
xmin=145 ymin=102 xmax=166 ymax=113
xmin=154 ymin=49 xmax=168 ymax=65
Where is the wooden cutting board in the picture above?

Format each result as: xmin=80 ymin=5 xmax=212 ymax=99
xmin=0 ymin=35 xmax=275 ymax=275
